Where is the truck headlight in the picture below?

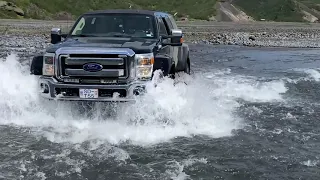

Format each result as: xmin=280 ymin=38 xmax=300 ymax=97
xmin=135 ymin=53 xmax=154 ymax=79
xmin=42 ymin=53 xmax=55 ymax=76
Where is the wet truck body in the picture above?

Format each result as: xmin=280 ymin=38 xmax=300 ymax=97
xmin=30 ymin=9 xmax=191 ymax=102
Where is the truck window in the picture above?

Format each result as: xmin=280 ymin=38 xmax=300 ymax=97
xmin=70 ymin=14 xmax=156 ymax=39
xmin=161 ymin=17 xmax=171 ymax=35
xmin=164 ymin=16 xmax=174 ymax=30
xmin=157 ymin=17 xmax=168 ymax=36
xmin=168 ymin=15 xmax=178 ymax=29
xmin=72 ymin=17 xmax=85 ymax=35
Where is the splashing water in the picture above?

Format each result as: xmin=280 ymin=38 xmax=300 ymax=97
xmin=294 ymin=68 xmax=320 ymax=81
xmin=0 ymin=53 xmax=288 ymax=146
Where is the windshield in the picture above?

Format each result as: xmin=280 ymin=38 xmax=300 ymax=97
xmin=70 ymin=13 xmax=157 ymax=39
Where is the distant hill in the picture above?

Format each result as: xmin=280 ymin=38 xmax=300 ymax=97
xmin=231 ymin=0 xmax=320 ymax=22
xmin=0 ymin=0 xmax=217 ymax=20
xmin=1 ymin=0 xmax=320 ymax=22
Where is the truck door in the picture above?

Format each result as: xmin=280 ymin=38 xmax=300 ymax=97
xmin=162 ymin=16 xmax=181 ymax=70
xmin=156 ymin=16 xmax=173 ymax=75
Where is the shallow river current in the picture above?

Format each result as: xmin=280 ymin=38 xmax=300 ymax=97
xmin=0 ymin=43 xmax=320 ymax=180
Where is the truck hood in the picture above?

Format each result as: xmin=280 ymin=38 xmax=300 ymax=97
xmin=46 ymin=37 xmax=159 ymax=54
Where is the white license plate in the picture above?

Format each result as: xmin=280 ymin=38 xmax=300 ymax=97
xmin=79 ymin=89 xmax=98 ymax=99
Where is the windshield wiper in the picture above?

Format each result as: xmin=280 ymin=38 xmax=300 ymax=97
xmin=71 ymin=33 xmax=133 ymax=38
xmin=113 ymin=34 xmax=132 ymax=37
xmin=72 ymin=34 xmax=100 ymax=37
xmin=106 ymin=32 xmax=132 ymax=38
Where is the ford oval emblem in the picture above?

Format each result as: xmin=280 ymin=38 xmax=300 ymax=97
xmin=83 ymin=63 xmax=103 ymax=72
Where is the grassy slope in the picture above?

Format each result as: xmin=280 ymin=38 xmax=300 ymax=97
xmin=2 ymin=0 xmax=320 ymax=21
xmin=299 ymin=0 xmax=320 ymax=11
xmin=233 ymin=0 xmax=306 ymax=22
xmin=0 ymin=9 xmax=19 ymax=19
xmin=232 ymin=0 xmax=320 ymax=22
xmin=2 ymin=0 xmax=217 ymax=20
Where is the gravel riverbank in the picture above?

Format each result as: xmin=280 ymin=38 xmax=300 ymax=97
xmin=179 ymin=21 xmax=320 ymax=48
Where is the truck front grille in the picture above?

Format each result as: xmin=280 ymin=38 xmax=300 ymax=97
xmin=57 ymin=53 xmax=130 ymax=82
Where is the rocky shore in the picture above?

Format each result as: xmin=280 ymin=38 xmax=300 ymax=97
xmin=179 ymin=21 xmax=320 ymax=48
xmin=2 ymin=19 xmax=320 ymax=60
xmin=184 ymin=31 xmax=320 ymax=48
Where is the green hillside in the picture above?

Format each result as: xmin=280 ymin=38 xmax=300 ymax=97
xmin=299 ymin=0 xmax=320 ymax=11
xmin=232 ymin=0 xmax=320 ymax=22
xmin=232 ymin=0 xmax=303 ymax=22
xmin=1 ymin=0 xmax=320 ymax=22
xmin=0 ymin=0 xmax=217 ymax=20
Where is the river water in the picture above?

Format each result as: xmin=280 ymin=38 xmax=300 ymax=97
xmin=0 ymin=42 xmax=320 ymax=179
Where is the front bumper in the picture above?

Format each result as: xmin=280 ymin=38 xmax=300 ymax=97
xmin=38 ymin=76 xmax=148 ymax=102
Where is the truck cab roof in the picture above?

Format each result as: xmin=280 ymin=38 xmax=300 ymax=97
xmin=83 ymin=9 xmax=172 ymax=17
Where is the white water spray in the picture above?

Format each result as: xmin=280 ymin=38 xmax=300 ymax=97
xmin=0 ymin=53 xmax=288 ymax=146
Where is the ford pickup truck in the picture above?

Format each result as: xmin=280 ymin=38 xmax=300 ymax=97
xmin=30 ymin=9 xmax=191 ymax=102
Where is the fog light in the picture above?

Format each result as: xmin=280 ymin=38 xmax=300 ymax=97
xmin=40 ymin=83 xmax=49 ymax=93
xmin=133 ymin=86 xmax=145 ymax=96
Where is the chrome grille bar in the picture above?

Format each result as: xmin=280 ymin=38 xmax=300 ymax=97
xmin=65 ymin=69 xmax=124 ymax=77
xmin=65 ymin=57 xmax=124 ymax=66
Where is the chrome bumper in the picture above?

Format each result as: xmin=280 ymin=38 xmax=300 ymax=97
xmin=38 ymin=76 xmax=147 ymax=102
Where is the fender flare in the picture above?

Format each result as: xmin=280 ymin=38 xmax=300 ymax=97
xmin=153 ymin=55 xmax=174 ymax=77
xmin=30 ymin=55 xmax=43 ymax=75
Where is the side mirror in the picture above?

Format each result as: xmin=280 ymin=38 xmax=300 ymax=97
xmin=162 ymin=29 xmax=183 ymax=46
xmin=50 ymin=28 xmax=68 ymax=44
xmin=171 ymin=29 xmax=183 ymax=45
xmin=51 ymin=28 xmax=62 ymax=44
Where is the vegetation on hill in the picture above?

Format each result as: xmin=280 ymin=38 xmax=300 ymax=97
xmin=0 ymin=0 xmax=217 ymax=20
xmin=1 ymin=0 xmax=320 ymax=22
xmin=299 ymin=0 xmax=320 ymax=11
xmin=233 ymin=0 xmax=305 ymax=22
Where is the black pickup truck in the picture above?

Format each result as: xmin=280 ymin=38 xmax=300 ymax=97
xmin=30 ymin=9 xmax=191 ymax=102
